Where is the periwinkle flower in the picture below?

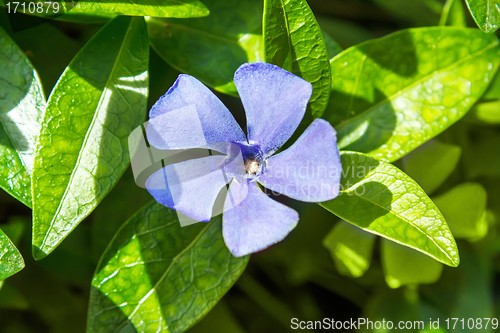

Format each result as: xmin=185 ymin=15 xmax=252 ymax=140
xmin=145 ymin=62 xmax=342 ymax=257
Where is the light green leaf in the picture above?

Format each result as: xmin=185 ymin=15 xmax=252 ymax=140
xmin=320 ymin=151 xmax=459 ymax=267
xmin=402 ymin=140 xmax=462 ymax=195
xmin=32 ymin=16 xmax=149 ymax=260
xmin=0 ymin=26 xmax=46 ymax=207
xmin=468 ymin=100 xmax=500 ymax=124
xmin=433 ymin=183 xmax=488 ymax=240
xmin=440 ymin=0 xmax=467 ymax=27
xmin=263 ymin=0 xmax=293 ymax=71
xmin=325 ymin=27 xmax=500 ymax=162
xmin=0 ymin=0 xmax=209 ymax=18
xmin=147 ymin=0 xmax=263 ymax=96
xmin=465 ymin=0 xmax=500 ymax=32
xmin=87 ymin=202 xmax=249 ymax=333
xmin=262 ymin=0 xmax=332 ymax=116
xmin=323 ymin=221 xmax=375 ymax=278
xmin=0 ymin=227 xmax=24 ymax=280
xmin=382 ymin=240 xmax=443 ymax=289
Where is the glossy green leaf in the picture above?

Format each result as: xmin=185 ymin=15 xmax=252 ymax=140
xmin=69 ymin=0 xmax=209 ymax=17
xmin=323 ymin=221 xmax=375 ymax=278
xmin=262 ymin=0 xmax=332 ymax=116
xmin=325 ymin=27 xmax=500 ymax=162
xmin=320 ymin=151 xmax=459 ymax=267
xmin=0 ymin=0 xmax=210 ymax=18
xmin=433 ymin=183 xmax=488 ymax=240
xmin=87 ymin=202 xmax=249 ymax=333
xmin=263 ymin=0 xmax=332 ymax=117
xmin=402 ymin=140 xmax=461 ymax=195
xmin=32 ymin=16 xmax=149 ymax=260
xmin=0 ymin=227 xmax=24 ymax=280
xmin=0 ymin=26 xmax=46 ymax=207
xmin=148 ymin=0 xmax=263 ymax=95
xmin=465 ymin=0 xmax=500 ymax=32
xmin=382 ymin=240 xmax=443 ymax=289
xmin=263 ymin=0 xmax=292 ymax=71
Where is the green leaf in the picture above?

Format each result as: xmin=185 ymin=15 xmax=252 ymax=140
xmin=147 ymin=0 xmax=263 ymax=96
xmin=320 ymin=151 xmax=459 ymax=267
xmin=433 ymin=183 xmax=488 ymax=240
xmin=382 ymin=240 xmax=443 ymax=288
xmin=325 ymin=27 xmax=500 ymax=162
xmin=263 ymin=0 xmax=293 ymax=72
xmin=0 ymin=227 xmax=24 ymax=280
xmin=468 ymin=100 xmax=500 ymax=124
xmin=32 ymin=16 xmax=149 ymax=260
xmin=1 ymin=0 xmax=209 ymax=18
xmin=0 ymin=26 xmax=46 ymax=207
xmin=465 ymin=0 xmax=500 ymax=32
xmin=402 ymin=140 xmax=462 ymax=195
xmin=87 ymin=202 xmax=249 ymax=333
xmin=440 ymin=0 xmax=467 ymax=27
xmin=323 ymin=221 xmax=375 ymax=278
xmin=263 ymin=0 xmax=331 ymax=117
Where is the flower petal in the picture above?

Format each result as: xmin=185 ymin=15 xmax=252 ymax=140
xmin=223 ymin=181 xmax=298 ymax=257
xmin=145 ymin=155 xmax=230 ymax=222
xmin=234 ymin=62 xmax=312 ymax=155
xmin=258 ymin=119 xmax=342 ymax=202
xmin=147 ymin=74 xmax=246 ymax=150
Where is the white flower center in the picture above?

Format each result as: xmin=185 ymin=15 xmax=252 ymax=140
xmin=245 ymin=158 xmax=261 ymax=175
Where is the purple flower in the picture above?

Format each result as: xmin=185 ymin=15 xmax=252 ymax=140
xmin=145 ymin=62 xmax=342 ymax=257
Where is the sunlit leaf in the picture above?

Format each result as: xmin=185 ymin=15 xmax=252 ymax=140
xmin=325 ymin=27 xmax=500 ymax=162
xmin=323 ymin=221 xmax=375 ymax=278
xmin=263 ymin=0 xmax=332 ymax=116
xmin=0 ymin=227 xmax=24 ymax=280
xmin=320 ymin=151 xmax=459 ymax=267
xmin=32 ymin=16 xmax=149 ymax=259
xmin=87 ymin=202 xmax=249 ymax=333
xmin=465 ymin=0 xmax=500 ymax=32
xmin=434 ymin=183 xmax=488 ymax=240
xmin=402 ymin=140 xmax=461 ymax=195
xmin=0 ymin=26 xmax=46 ymax=207
xmin=382 ymin=240 xmax=443 ymax=288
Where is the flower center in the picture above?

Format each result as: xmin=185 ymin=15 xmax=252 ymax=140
xmin=245 ymin=158 xmax=261 ymax=175
xmin=237 ymin=143 xmax=265 ymax=179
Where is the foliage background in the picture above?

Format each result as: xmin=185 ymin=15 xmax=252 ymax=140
xmin=1 ymin=0 xmax=500 ymax=332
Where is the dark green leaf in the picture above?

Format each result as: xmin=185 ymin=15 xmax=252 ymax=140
xmin=402 ymin=140 xmax=461 ymax=195
xmin=373 ymin=0 xmax=442 ymax=26
xmin=263 ymin=0 xmax=293 ymax=71
xmin=323 ymin=221 xmax=375 ymax=278
xmin=382 ymin=240 xmax=443 ymax=288
xmin=320 ymin=151 xmax=459 ymax=267
xmin=87 ymin=202 xmax=249 ymax=333
xmin=148 ymin=0 xmax=263 ymax=95
xmin=0 ymin=26 xmax=46 ymax=207
xmin=0 ymin=227 xmax=24 ymax=280
xmin=465 ymin=0 xmax=500 ymax=32
xmin=326 ymin=27 xmax=500 ymax=162
xmin=433 ymin=183 xmax=488 ymax=240
xmin=32 ymin=16 xmax=149 ymax=259
xmin=264 ymin=0 xmax=332 ymax=117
